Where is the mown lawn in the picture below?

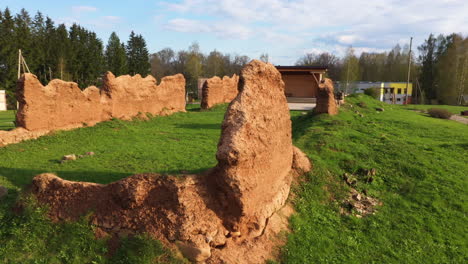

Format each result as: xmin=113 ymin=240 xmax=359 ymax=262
xmin=402 ymin=104 xmax=467 ymax=115
xmin=0 ymin=98 xmax=467 ymax=263
xmin=0 ymin=110 xmax=15 ymax=130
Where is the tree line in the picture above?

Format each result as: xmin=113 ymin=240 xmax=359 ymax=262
xmin=0 ymin=8 xmax=150 ymax=108
xmin=296 ymin=33 xmax=467 ymax=105
xmin=1 ymin=7 xmax=466 ymax=107
xmin=0 ymin=7 xmax=252 ymax=108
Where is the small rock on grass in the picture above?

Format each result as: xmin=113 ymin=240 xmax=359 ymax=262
xmin=376 ymin=107 xmax=385 ymax=112
xmin=62 ymin=154 xmax=77 ymax=161
xmin=86 ymin=152 xmax=95 ymax=156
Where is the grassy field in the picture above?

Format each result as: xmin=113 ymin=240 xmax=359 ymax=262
xmin=284 ymin=95 xmax=467 ymax=263
xmin=0 ymin=110 xmax=15 ymax=130
xmin=0 ymin=98 xmax=467 ymax=263
xmin=402 ymin=104 xmax=467 ymax=115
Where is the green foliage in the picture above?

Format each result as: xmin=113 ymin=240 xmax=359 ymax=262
xmin=363 ymin=87 xmax=380 ymax=99
xmin=340 ymin=47 xmax=361 ymax=93
xmin=0 ymin=195 xmax=108 ymax=264
xmin=105 ymin=32 xmax=127 ymax=76
xmin=427 ymin=108 xmax=452 ymax=119
xmin=126 ymin=31 xmax=150 ymax=76
xmin=284 ymin=94 xmax=467 ymax=263
xmin=418 ymin=33 xmax=468 ymax=104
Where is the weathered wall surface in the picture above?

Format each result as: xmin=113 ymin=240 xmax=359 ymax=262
xmin=30 ymin=61 xmax=312 ymax=264
xmin=15 ymin=72 xmax=186 ymax=131
xmin=200 ymin=75 xmax=239 ymax=109
xmin=0 ymin=128 xmax=49 ymax=147
xmin=315 ymin=78 xmax=338 ymax=115
xmin=210 ymin=61 xmax=304 ymax=236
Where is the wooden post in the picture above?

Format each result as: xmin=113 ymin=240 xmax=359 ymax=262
xmin=16 ymin=49 xmax=22 ymax=110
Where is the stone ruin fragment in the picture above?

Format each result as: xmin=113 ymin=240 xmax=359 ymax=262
xmin=30 ymin=60 xmax=312 ymax=263
xmin=314 ymin=78 xmax=339 ymax=115
xmin=201 ymin=75 xmax=239 ymax=109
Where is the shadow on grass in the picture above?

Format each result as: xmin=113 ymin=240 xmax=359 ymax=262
xmin=186 ymin=106 xmax=201 ymax=112
xmin=0 ymin=166 xmax=213 ymax=191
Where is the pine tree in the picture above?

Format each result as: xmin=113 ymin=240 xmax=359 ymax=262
xmin=0 ymin=8 xmax=18 ymax=108
xmin=126 ymin=31 xmax=150 ymax=76
xmin=105 ymin=32 xmax=127 ymax=76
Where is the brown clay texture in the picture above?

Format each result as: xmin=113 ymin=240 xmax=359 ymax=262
xmin=15 ymin=72 xmax=186 ymax=131
xmin=315 ymin=78 xmax=338 ymax=115
xmin=200 ymin=75 xmax=239 ymax=109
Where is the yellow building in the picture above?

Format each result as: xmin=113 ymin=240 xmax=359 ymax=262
xmin=380 ymin=82 xmax=413 ymax=104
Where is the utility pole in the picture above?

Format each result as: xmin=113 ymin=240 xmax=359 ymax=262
xmin=405 ymin=37 xmax=413 ymax=104
xmin=345 ymin=59 xmax=350 ymax=95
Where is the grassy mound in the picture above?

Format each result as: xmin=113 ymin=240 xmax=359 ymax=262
xmin=283 ymin=94 xmax=467 ymax=263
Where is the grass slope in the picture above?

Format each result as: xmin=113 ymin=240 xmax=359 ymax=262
xmin=0 ymin=99 xmax=466 ymax=263
xmin=402 ymin=104 xmax=467 ymax=115
xmin=284 ymin=94 xmax=467 ymax=263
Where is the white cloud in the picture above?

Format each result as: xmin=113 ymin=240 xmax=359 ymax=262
xmin=165 ymin=19 xmax=252 ymax=39
xmin=158 ymin=0 xmax=468 ymax=62
xmin=72 ymin=6 xmax=98 ymax=14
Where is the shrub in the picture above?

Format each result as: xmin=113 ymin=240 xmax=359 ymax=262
xmin=427 ymin=108 xmax=452 ymax=119
xmin=364 ymin=88 xmax=380 ymax=99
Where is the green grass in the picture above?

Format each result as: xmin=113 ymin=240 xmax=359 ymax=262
xmin=0 ymin=103 xmax=219 ymax=263
xmin=0 ymin=98 xmax=467 ymax=263
xmin=0 ymin=110 xmax=15 ymax=130
xmin=403 ymin=104 xmax=467 ymax=115
xmin=284 ymin=94 xmax=467 ymax=263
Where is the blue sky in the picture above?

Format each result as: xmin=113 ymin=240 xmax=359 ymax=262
xmin=2 ymin=0 xmax=467 ymax=64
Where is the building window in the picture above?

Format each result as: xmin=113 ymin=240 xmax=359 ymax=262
xmin=397 ymin=88 xmax=402 ymax=94
xmin=397 ymin=98 xmax=401 ymax=101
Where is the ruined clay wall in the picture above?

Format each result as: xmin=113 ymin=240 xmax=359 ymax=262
xmin=31 ymin=61 xmax=312 ymax=263
xmin=15 ymin=72 xmax=186 ymax=132
xmin=314 ymin=78 xmax=338 ymax=115
xmin=0 ymin=128 xmax=49 ymax=147
xmin=102 ymin=72 xmax=186 ymax=120
xmin=200 ymin=75 xmax=239 ymax=109
xmin=210 ymin=61 xmax=299 ymax=235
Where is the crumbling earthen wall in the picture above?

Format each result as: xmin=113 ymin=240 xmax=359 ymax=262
xmin=200 ymin=75 xmax=239 ymax=109
xmin=314 ymin=78 xmax=338 ymax=115
xmin=30 ymin=61 xmax=312 ymax=263
xmin=0 ymin=128 xmax=49 ymax=147
xmin=15 ymin=72 xmax=186 ymax=132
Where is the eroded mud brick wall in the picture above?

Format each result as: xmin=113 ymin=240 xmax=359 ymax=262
xmin=210 ymin=61 xmax=296 ymax=235
xmin=16 ymin=72 xmax=186 ymax=131
xmin=200 ymin=75 xmax=239 ymax=109
xmin=314 ymin=78 xmax=338 ymax=115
